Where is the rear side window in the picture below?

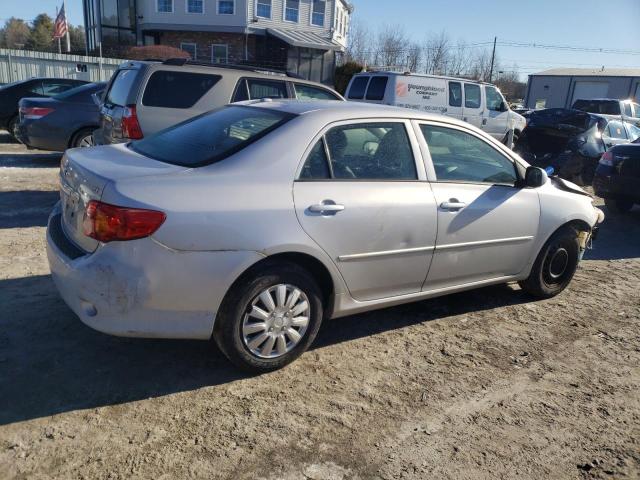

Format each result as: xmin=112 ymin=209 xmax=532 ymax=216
xmin=130 ymin=105 xmax=295 ymax=167
xmin=634 ymin=103 xmax=640 ymax=119
xmin=105 ymin=69 xmax=137 ymax=107
xmin=347 ymin=77 xmax=369 ymax=99
xmin=294 ymin=83 xmax=340 ymax=100
xmin=365 ymin=76 xmax=388 ymax=101
xmin=299 ymin=140 xmax=331 ymax=179
xmin=464 ymin=84 xmax=481 ymax=109
xmin=449 ymin=82 xmax=462 ymax=107
xmin=606 ymin=121 xmax=628 ymax=140
xmin=142 ymin=71 xmax=221 ymax=108
xmin=247 ymin=79 xmax=288 ymax=99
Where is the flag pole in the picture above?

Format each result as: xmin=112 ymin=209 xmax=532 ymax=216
xmin=56 ymin=6 xmax=62 ymax=54
xmin=64 ymin=0 xmax=71 ymax=52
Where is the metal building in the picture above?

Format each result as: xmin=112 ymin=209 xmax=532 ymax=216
xmin=525 ymin=68 xmax=640 ymax=109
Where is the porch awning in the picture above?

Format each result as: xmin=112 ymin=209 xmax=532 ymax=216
xmin=266 ymin=28 xmax=344 ymax=52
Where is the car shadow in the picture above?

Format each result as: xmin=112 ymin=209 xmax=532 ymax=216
xmin=584 ymin=204 xmax=640 ymax=261
xmin=0 ymin=153 xmax=62 ymax=169
xmin=0 ymin=190 xmax=59 ymax=228
xmin=0 ymin=273 xmax=532 ymax=426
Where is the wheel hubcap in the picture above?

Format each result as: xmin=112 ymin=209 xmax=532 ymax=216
xmin=548 ymin=247 xmax=569 ymax=279
xmin=79 ymin=135 xmax=94 ymax=147
xmin=242 ymin=284 xmax=310 ymax=359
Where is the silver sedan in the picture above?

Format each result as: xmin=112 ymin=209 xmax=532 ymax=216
xmin=47 ymin=100 xmax=604 ymax=371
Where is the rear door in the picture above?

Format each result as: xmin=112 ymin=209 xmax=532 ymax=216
xmin=462 ymin=83 xmax=483 ymax=129
xmin=293 ymin=119 xmax=438 ymax=301
xmin=136 ymin=69 xmax=222 ymax=134
xmin=446 ymin=81 xmax=463 ymax=121
xmin=482 ymin=85 xmax=510 ymax=141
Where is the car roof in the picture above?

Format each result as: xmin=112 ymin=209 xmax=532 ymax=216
xmin=353 ymin=71 xmax=494 ymax=86
xmin=236 ymin=99 xmax=470 ymax=125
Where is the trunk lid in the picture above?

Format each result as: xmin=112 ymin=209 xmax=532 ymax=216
xmin=59 ymin=143 xmax=186 ymax=253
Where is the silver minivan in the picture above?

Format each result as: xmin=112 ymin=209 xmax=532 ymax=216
xmin=346 ymin=72 xmax=527 ymax=148
xmin=95 ymin=59 xmax=344 ymax=144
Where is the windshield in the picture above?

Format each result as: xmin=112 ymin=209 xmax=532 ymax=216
xmin=53 ymin=82 xmax=105 ymax=101
xmin=129 ymin=105 xmax=296 ymax=167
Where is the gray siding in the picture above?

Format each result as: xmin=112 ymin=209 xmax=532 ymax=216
xmin=246 ymin=0 xmax=334 ymax=35
xmin=139 ymin=0 xmax=249 ymax=28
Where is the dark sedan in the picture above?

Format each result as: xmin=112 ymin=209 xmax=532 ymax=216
xmin=593 ymin=138 xmax=640 ymax=213
xmin=17 ymin=82 xmax=106 ymax=151
xmin=0 ymin=78 xmax=88 ymax=139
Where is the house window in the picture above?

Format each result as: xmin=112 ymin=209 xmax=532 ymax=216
xmin=157 ymin=0 xmax=173 ymax=13
xmin=284 ymin=0 xmax=299 ymax=22
xmin=186 ymin=0 xmax=203 ymax=13
xmin=218 ymin=0 xmax=234 ymax=14
xmin=180 ymin=42 xmax=197 ymax=59
xmin=256 ymin=0 xmax=271 ymax=18
xmin=212 ymin=44 xmax=228 ymax=64
xmin=311 ymin=0 xmax=325 ymax=26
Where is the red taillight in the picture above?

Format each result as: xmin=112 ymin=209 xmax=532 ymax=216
xmin=82 ymin=200 xmax=166 ymax=242
xmin=599 ymin=151 xmax=614 ymax=167
xmin=121 ymin=104 xmax=143 ymax=139
xmin=20 ymin=106 xmax=54 ymax=119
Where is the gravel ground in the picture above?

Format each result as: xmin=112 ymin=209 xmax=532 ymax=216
xmin=1 ymin=134 xmax=639 ymax=480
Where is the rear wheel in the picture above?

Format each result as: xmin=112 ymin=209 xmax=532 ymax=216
xmin=7 ymin=115 xmax=19 ymax=141
xmin=71 ymin=128 xmax=96 ymax=148
xmin=605 ymin=197 xmax=634 ymax=214
xmin=213 ymin=262 xmax=324 ymax=372
xmin=519 ymin=226 xmax=581 ymax=299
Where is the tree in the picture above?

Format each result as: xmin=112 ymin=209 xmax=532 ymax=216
xmin=345 ymin=19 xmax=373 ymax=66
xmin=28 ymin=13 xmax=54 ymax=51
xmin=0 ymin=18 xmax=31 ymax=49
xmin=126 ymin=45 xmax=190 ymax=61
xmin=69 ymin=25 xmax=86 ymax=51
xmin=423 ymin=31 xmax=450 ymax=75
xmin=334 ymin=60 xmax=363 ymax=95
xmin=375 ymin=25 xmax=411 ymax=69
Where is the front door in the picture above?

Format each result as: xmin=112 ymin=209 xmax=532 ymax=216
xmin=462 ymin=83 xmax=484 ymax=130
xmin=293 ymin=120 xmax=438 ymax=301
xmin=483 ymin=85 xmax=510 ymax=142
xmin=417 ymin=122 xmax=540 ymax=290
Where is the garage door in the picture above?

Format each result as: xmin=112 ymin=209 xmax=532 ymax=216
xmin=571 ymin=81 xmax=610 ymax=105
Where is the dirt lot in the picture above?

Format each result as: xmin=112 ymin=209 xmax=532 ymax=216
xmin=1 ymin=134 xmax=639 ymax=480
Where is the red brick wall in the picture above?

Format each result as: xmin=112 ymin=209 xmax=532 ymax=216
xmin=159 ymin=31 xmax=254 ymax=64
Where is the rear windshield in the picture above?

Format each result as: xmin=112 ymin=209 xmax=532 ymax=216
xmin=53 ymin=82 xmax=105 ymax=102
xmin=142 ymin=71 xmax=221 ymax=108
xmin=105 ymin=69 xmax=137 ymax=107
xmin=348 ymin=77 xmax=369 ymax=99
xmin=129 ymin=105 xmax=295 ymax=167
xmin=572 ymin=99 xmax=620 ymax=115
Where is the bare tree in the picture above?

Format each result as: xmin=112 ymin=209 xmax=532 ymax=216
xmin=423 ymin=30 xmax=450 ymax=75
xmin=345 ymin=19 xmax=373 ymax=66
xmin=374 ymin=25 xmax=411 ymax=69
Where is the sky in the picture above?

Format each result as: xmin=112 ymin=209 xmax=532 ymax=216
xmin=2 ymin=0 xmax=640 ymax=77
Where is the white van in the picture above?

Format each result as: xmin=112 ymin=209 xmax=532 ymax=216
xmin=345 ymin=72 xmax=527 ymax=147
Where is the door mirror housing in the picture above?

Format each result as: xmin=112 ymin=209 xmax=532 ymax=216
xmin=524 ymin=166 xmax=548 ymax=188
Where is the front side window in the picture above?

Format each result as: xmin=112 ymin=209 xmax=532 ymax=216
xmin=285 ymin=0 xmax=299 ymax=22
xmin=312 ymin=122 xmax=417 ymax=180
xmin=187 ymin=0 xmax=203 ymax=13
xmin=211 ymin=44 xmax=228 ymax=64
xmin=347 ymin=77 xmax=369 ymax=100
xmin=421 ymin=124 xmax=517 ymax=185
xmin=633 ymin=103 xmax=640 ymax=119
xmin=294 ymin=83 xmax=339 ymax=100
xmin=256 ymin=0 xmax=271 ymax=18
xmin=142 ymin=71 xmax=221 ymax=108
xmin=448 ymin=82 xmax=462 ymax=107
xmin=485 ymin=86 xmax=504 ymax=111
xmin=605 ymin=121 xmax=628 ymax=140
xmin=623 ymin=103 xmax=633 ymax=117
xmin=157 ymin=0 xmax=173 ymax=12
xmin=365 ymin=76 xmax=388 ymax=101
xmin=218 ymin=0 xmax=234 ymax=14
xmin=311 ymin=0 xmax=325 ymax=26
xmin=130 ymin=106 xmax=295 ymax=167
xmin=464 ymin=84 xmax=481 ymax=109
xmin=626 ymin=123 xmax=640 ymax=142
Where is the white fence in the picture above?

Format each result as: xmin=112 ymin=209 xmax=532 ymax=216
xmin=0 ymin=49 xmax=125 ymax=84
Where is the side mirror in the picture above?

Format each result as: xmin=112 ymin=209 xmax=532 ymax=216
xmin=524 ymin=166 xmax=548 ymax=188
xmin=500 ymin=101 xmax=509 ymax=112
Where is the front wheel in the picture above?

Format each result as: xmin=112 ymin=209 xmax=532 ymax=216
xmin=213 ymin=262 xmax=324 ymax=372
xmin=519 ymin=226 xmax=581 ymax=299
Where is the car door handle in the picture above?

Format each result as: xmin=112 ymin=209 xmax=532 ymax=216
xmin=308 ymin=202 xmax=345 ymax=214
xmin=440 ymin=201 xmax=466 ymax=211
xmin=482 ymin=118 xmax=488 ymax=126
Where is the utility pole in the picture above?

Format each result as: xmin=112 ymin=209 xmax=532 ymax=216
xmin=489 ymin=36 xmax=497 ymax=82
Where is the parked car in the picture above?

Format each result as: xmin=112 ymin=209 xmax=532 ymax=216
xmin=0 ymin=78 xmax=88 ymax=139
xmin=514 ymin=108 xmax=640 ymax=185
xmin=47 ymin=101 xmax=604 ymax=371
xmin=344 ymin=71 xmax=527 ymax=148
xmin=16 ymin=82 xmax=106 ymax=151
xmin=572 ymin=98 xmax=640 ymax=127
xmin=593 ymin=137 xmax=640 ymax=213
xmin=95 ymin=59 xmax=344 ymax=145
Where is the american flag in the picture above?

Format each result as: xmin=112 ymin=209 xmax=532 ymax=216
xmin=52 ymin=4 xmax=68 ymax=39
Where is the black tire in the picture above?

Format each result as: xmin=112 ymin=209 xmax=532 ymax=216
xmin=7 ymin=115 xmax=19 ymax=141
xmin=213 ymin=262 xmax=324 ymax=372
xmin=519 ymin=226 xmax=581 ymax=299
xmin=605 ymin=197 xmax=634 ymax=214
xmin=71 ymin=128 xmax=96 ymax=148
